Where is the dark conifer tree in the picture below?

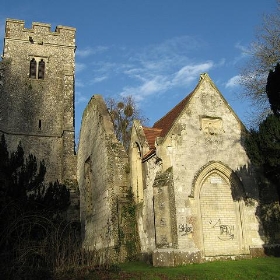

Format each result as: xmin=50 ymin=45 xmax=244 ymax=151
xmin=266 ymin=63 xmax=280 ymax=116
xmin=245 ymin=64 xmax=280 ymax=200
xmin=0 ymin=135 xmax=71 ymax=278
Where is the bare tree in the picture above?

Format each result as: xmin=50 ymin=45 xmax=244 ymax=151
xmin=106 ymin=95 xmax=148 ymax=151
xmin=240 ymin=0 xmax=280 ymax=122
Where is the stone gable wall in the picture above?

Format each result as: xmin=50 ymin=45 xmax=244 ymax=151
xmin=136 ymin=75 xmax=264 ymax=266
xmin=77 ymin=95 xmax=130 ymax=262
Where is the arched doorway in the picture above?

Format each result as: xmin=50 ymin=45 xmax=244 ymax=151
xmin=192 ymin=162 xmax=246 ymax=257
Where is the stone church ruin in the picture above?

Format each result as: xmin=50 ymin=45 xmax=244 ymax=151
xmin=0 ymin=19 xmax=273 ymax=266
xmin=129 ymin=73 xmax=264 ymax=265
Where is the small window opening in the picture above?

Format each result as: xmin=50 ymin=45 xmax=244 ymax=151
xmin=38 ymin=119 xmax=42 ymax=130
xmin=29 ymin=58 xmax=45 ymax=79
xmin=29 ymin=58 xmax=37 ymax=79
xmin=38 ymin=59 xmax=45 ymax=79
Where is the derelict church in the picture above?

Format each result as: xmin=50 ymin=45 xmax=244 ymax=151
xmin=0 ymin=19 xmax=266 ymax=266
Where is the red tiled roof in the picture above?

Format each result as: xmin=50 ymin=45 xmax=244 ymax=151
xmin=141 ymin=91 xmax=194 ymax=161
xmin=153 ymin=91 xmax=194 ymax=137
xmin=142 ymin=127 xmax=162 ymax=149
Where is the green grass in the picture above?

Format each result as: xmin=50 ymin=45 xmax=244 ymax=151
xmin=86 ymin=257 xmax=280 ymax=280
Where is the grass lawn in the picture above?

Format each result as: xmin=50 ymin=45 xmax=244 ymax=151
xmin=86 ymin=257 xmax=280 ymax=280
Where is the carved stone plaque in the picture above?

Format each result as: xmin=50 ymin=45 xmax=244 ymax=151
xmin=201 ymin=117 xmax=223 ymax=135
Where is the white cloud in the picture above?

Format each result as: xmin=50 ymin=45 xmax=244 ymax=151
xmin=127 ymin=35 xmax=204 ymax=75
xmin=140 ymin=76 xmax=170 ymax=95
xmin=92 ymin=76 xmax=107 ymax=83
xmin=76 ymin=48 xmax=93 ymax=58
xmin=75 ymin=91 xmax=88 ymax=104
xmin=123 ymin=67 xmax=145 ymax=77
xmin=77 ymin=36 xmax=220 ymax=102
xmin=76 ymin=46 xmax=108 ymax=57
xmin=116 ymin=37 xmax=212 ymax=100
xmin=172 ymin=62 xmax=214 ymax=86
xmin=225 ymin=75 xmax=241 ymax=88
xmin=93 ymin=61 xmax=121 ymax=74
xmin=217 ymin=58 xmax=226 ymax=66
xmin=230 ymin=42 xmax=251 ymax=65
xmin=235 ymin=42 xmax=249 ymax=54
xmin=144 ymin=35 xmax=205 ymax=60
xmin=120 ymin=76 xmax=170 ymax=101
xmin=120 ymin=61 xmax=214 ymax=101
xmin=75 ymin=62 xmax=86 ymax=73
xmin=75 ymin=79 xmax=85 ymax=88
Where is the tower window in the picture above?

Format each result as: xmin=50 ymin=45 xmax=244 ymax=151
xmin=38 ymin=59 xmax=45 ymax=79
xmin=29 ymin=58 xmax=37 ymax=79
xmin=29 ymin=58 xmax=45 ymax=79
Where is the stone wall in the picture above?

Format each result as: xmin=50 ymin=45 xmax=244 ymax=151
xmin=0 ymin=19 xmax=76 ymax=184
xmin=130 ymin=74 xmax=264 ymax=266
xmin=77 ymin=95 xmax=132 ymax=263
xmin=157 ymin=75 xmax=262 ymax=259
xmin=129 ymin=121 xmax=158 ymax=256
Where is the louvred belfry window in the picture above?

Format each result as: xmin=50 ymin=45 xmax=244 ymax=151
xmin=29 ymin=58 xmax=37 ymax=79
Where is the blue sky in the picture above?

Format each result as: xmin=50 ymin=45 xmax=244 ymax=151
xmin=0 ymin=0 xmax=277 ymax=142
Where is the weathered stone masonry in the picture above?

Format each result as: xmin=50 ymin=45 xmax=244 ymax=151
xmin=77 ymin=95 xmax=136 ymax=262
xmin=0 ymin=19 xmax=78 ymax=218
xmin=0 ymin=19 xmax=270 ymax=266
xmin=130 ymin=74 xmax=264 ymax=266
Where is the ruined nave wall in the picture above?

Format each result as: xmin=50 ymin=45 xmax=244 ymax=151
xmin=77 ymin=95 xmax=129 ymax=262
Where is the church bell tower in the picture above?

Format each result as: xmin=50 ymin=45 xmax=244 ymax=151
xmin=0 ymin=18 xmax=77 ymax=184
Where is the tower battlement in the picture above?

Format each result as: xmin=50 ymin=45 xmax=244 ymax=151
xmin=5 ymin=18 xmax=76 ymax=47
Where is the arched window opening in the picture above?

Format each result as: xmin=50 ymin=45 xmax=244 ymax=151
xmin=136 ymin=142 xmax=142 ymax=157
xmin=29 ymin=58 xmax=46 ymax=79
xmin=29 ymin=58 xmax=37 ymax=79
xmin=131 ymin=142 xmax=144 ymax=203
xmin=38 ymin=59 xmax=45 ymax=79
